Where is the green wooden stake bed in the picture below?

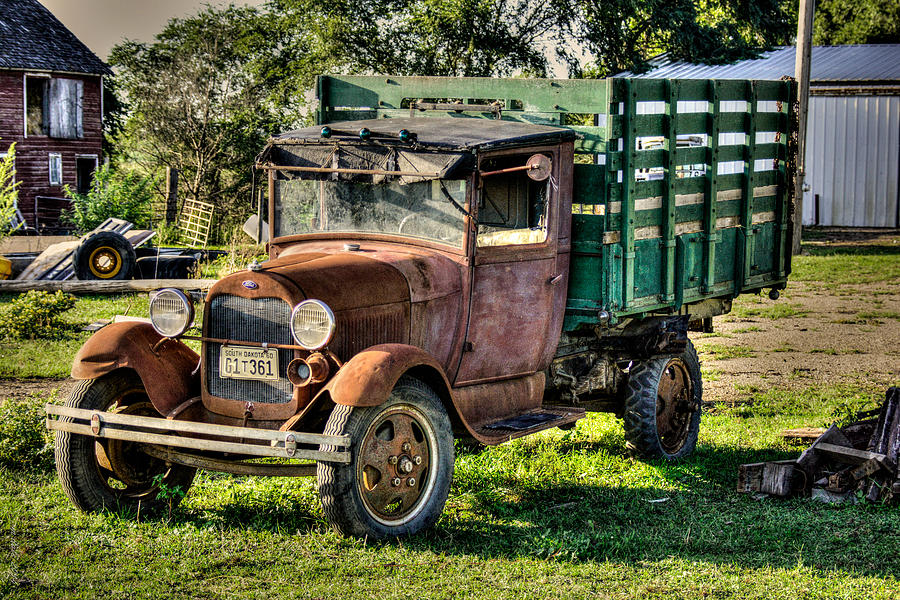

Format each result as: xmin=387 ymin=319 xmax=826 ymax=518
xmin=47 ymin=74 xmax=796 ymax=540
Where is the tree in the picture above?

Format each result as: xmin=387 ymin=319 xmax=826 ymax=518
xmin=63 ymin=165 xmax=156 ymax=234
xmin=814 ymin=0 xmax=900 ymax=45
xmin=109 ymin=4 xmax=301 ymax=236
xmin=564 ymin=0 xmax=796 ymax=77
xmin=271 ymin=0 xmax=565 ymax=77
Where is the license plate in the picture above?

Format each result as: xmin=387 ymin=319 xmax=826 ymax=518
xmin=219 ymin=346 xmax=279 ymax=381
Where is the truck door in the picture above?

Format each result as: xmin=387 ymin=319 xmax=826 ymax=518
xmin=454 ymin=148 xmax=570 ymax=385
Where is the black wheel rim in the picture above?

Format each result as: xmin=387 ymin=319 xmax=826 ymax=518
xmin=655 ymin=358 xmax=696 ymax=454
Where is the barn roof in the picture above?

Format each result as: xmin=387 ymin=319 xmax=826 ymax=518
xmin=616 ymin=45 xmax=900 ymax=84
xmin=0 ymin=0 xmax=112 ymax=76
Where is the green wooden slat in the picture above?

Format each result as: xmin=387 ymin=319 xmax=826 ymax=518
xmin=631 ymin=114 xmax=666 ymax=136
xmin=673 ymin=176 xmax=708 ymax=195
xmin=603 ymin=78 xmax=621 ymax=312
xmin=631 ymin=79 xmax=666 ymax=98
xmin=755 ymin=80 xmax=790 ymax=101
xmin=715 ymin=80 xmax=750 ymax=102
xmin=718 ymin=145 xmax=746 ymax=162
xmin=753 ymin=142 xmax=784 ymax=159
xmin=717 ymin=173 xmax=745 ymax=191
xmin=675 ymin=146 xmax=708 ymax=165
xmin=754 ymin=170 xmax=779 ymax=187
xmin=663 ymin=79 xmax=678 ymax=303
xmin=621 ymin=79 xmax=637 ymax=309
xmin=755 ymin=112 xmax=785 ymax=131
xmin=716 ymin=199 xmax=741 ymax=218
xmin=318 ymin=75 xmax=609 ymax=114
xmin=674 ymin=113 xmax=707 ymax=133
xmin=738 ymin=82 xmax=759 ymax=292
xmin=607 ymin=182 xmax=623 ymax=203
xmin=634 ymin=179 xmax=665 ymax=200
xmin=717 ymin=112 xmax=750 ymax=132
xmin=704 ymin=80 xmax=720 ymax=293
xmin=573 ymin=164 xmax=607 ymax=205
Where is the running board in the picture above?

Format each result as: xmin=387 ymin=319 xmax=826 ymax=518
xmin=474 ymin=406 xmax=585 ymax=444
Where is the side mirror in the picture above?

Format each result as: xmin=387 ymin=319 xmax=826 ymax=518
xmin=525 ymin=154 xmax=552 ymax=181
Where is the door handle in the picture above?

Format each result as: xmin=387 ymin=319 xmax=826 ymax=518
xmin=547 ymin=273 xmax=563 ymax=286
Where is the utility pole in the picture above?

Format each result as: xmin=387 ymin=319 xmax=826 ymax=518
xmin=792 ymin=0 xmax=815 ymax=255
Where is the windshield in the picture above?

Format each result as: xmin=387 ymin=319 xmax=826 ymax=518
xmin=273 ymin=178 xmax=468 ymax=248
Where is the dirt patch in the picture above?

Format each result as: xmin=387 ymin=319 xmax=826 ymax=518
xmin=802 ymin=226 xmax=900 ymax=248
xmin=0 ymin=378 xmax=76 ymax=402
xmin=694 ymin=236 xmax=900 ymax=406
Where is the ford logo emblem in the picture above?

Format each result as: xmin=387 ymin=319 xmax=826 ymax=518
xmin=242 ymin=280 xmax=259 ymax=290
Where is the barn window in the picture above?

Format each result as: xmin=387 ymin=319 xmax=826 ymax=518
xmin=49 ymin=153 xmax=63 ymax=186
xmin=25 ymin=76 xmax=84 ymax=139
xmin=26 ymin=76 xmax=48 ymax=136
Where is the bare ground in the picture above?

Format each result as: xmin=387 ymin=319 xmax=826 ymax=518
xmin=696 ymin=281 xmax=900 ymax=404
xmin=696 ymin=227 xmax=900 ymax=404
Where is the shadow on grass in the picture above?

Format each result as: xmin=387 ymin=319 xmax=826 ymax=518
xmin=148 ymin=440 xmax=900 ymax=579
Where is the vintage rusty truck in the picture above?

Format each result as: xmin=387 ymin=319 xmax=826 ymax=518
xmin=47 ymin=75 xmax=796 ymax=538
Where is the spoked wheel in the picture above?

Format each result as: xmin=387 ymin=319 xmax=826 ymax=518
xmin=55 ymin=370 xmax=195 ymax=515
xmin=623 ymin=340 xmax=702 ymax=460
xmin=318 ymin=377 xmax=454 ymax=539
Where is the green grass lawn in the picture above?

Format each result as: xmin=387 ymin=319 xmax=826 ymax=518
xmin=1 ymin=385 xmax=897 ymax=599
xmin=0 ymin=247 xmax=898 ymax=598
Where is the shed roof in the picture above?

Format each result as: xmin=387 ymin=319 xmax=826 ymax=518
xmin=617 ymin=45 xmax=900 ymax=83
xmin=0 ymin=0 xmax=112 ymax=76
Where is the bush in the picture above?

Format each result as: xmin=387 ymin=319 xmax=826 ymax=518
xmin=0 ymin=141 xmax=21 ymax=244
xmin=1 ymin=290 xmax=77 ymax=340
xmin=63 ymin=164 xmax=157 ymax=234
xmin=0 ymin=394 xmax=56 ymax=472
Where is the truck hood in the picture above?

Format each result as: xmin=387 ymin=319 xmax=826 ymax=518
xmin=264 ymin=243 xmax=462 ymax=307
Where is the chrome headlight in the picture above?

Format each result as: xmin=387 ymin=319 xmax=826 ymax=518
xmin=290 ymin=299 xmax=336 ymax=350
xmin=149 ymin=289 xmax=194 ymax=338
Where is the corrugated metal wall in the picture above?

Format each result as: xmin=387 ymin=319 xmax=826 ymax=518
xmin=803 ymin=95 xmax=900 ymax=227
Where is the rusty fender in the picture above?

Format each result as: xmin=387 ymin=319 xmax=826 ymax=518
xmin=71 ymin=321 xmax=200 ymax=416
xmin=323 ymin=343 xmax=452 ymax=408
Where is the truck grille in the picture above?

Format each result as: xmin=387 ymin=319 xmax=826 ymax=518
xmin=206 ymin=294 xmax=294 ymax=404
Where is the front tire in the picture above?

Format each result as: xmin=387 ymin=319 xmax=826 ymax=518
xmin=54 ymin=370 xmax=195 ymax=516
xmin=623 ymin=341 xmax=702 ymax=460
xmin=317 ymin=377 xmax=454 ymax=539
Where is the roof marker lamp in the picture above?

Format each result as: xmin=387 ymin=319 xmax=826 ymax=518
xmin=149 ymin=289 xmax=194 ymax=338
xmin=320 ymin=126 xmax=332 ymax=138
xmin=358 ymin=127 xmax=371 ymax=141
xmin=398 ymin=128 xmax=412 ymax=142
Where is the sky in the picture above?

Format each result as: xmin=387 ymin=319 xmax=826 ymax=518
xmin=39 ymin=0 xmax=264 ymax=61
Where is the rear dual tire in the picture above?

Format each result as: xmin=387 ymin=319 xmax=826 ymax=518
xmin=623 ymin=340 xmax=702 ymax=461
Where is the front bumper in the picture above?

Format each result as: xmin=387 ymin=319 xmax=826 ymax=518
xmin=45 ymin=404 xmax=350 ymax=465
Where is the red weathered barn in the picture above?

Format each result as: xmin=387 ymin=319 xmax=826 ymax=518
xmin=0 ymin=0 xmax=112 ymax=233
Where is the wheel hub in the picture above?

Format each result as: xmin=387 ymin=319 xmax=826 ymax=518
xmin=655 ymin=358 xmax=697 ymax=454
xmin=356 ymin=406 xmax=433 ymax=523
xmin=88 ymin=246 xmax=122 ymax=278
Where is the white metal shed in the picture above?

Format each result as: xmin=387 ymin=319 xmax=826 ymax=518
xmin=618 ymin=45 xmax=900 ymax=228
